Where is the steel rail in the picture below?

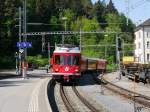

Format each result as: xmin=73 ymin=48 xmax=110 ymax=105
xmin=92 ymin=73 xmax=150 ymax=108
xmin=72 ymin=86 xmax=99 ymax=112
xmin=60 ymin=85 xmax=76 ymax=112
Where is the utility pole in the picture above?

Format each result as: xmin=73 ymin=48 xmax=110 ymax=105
xmin=122 ymin=39 xmax=124 ymax=57
xmin=18 ymin=7 xmax=22 ymax=75
xmin=125 ymin=0 xmax=129 ymax=25
xmin=80 ymin=28 xmax=82 ymax=51
xmin=42 ymin=35 xmax=45 ymax=52
xmin=62 ymin=17 xmax=67 ymax=45
xmin=116 ymin=34 xmax=121 ymax=80
xmin=23 ymin=0 xmax=27 ymax=58
xmin=22 ymin=0 xmax=27 ymax=79
xmin=105 ymin=45 xmax=107 ymax=58
xmin=19 ymin=7 xmax=22 ymax=43
xmin=48 ymin=42 xmax=50 ymax=71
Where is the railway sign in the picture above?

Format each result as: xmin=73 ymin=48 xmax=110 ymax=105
xmin=19 ymin=49 xmax=24 ymax=53
xmin=17 ymin=42 xmax=32 ymax=48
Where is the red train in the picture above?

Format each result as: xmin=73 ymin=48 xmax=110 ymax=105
xmin=50 ymin=44 xmax=107 ymax=82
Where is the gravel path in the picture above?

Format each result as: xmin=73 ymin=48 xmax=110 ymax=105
xmin=55 ymin=83 xmax=67 ymax=112
xmin=78 ymin=73 xmax=150 ymax=112
xmin=65 ymin=86 xmax=91 ymax=112
xmin=103 ymin=72 xmax=150 ymax=97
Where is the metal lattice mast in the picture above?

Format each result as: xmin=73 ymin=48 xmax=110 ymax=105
xmin=23 ymin=0 xmax=27 ymax=58
xmin=125 ymin=0 xmax=129 ymax=25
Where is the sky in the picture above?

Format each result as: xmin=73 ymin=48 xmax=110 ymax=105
xmin=92 ymin=0 xmax=150 ymax=25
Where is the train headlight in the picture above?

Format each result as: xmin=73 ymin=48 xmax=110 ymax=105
xmin=75 ymin=68 xmax=79 ymax=72
xmin=55 ymin=68 xmax=59 ymax=72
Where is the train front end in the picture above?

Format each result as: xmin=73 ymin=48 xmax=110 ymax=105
xmin=51 ymin=45 xmax=81 ymax=82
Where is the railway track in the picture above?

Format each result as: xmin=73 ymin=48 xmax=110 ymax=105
xmin=93 ymin=73 xmax=150 ymax=108
xmin=60 ymin=84 xmax=100 ymax=112
xmin=72 ymin=85 xmax=99 ymax=112
xmin=60 ymin=84 xmax=76 ymax=112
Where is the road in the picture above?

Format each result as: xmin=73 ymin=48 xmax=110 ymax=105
xmin=0 ymin=70 xmax=51 ymax=112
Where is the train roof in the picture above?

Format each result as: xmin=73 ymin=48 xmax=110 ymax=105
xmin=82 ymin=57 xmax=107 ymax=61
xmin=54 ymin=44 xmax=80 ymax=53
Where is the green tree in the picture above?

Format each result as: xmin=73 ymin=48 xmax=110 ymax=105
xmin=93 ymin=0 xmax=106 ymax=28
xmin=71 ymin=17 xmax=101 ymax=57
xmin=106 ymin=0 xmax=118 ymax=14
xmin=100 ymin=13 xmax=121 ymax=62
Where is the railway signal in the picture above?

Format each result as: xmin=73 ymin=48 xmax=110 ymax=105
xmin=116 ymin=36 xmax=122 ymax=80
xmin=117 ymin=37 xmax=122 ymax=51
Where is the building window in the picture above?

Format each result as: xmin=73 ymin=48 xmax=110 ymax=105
xmin=147 ymin=41 xmax=150 ymax=48
xmin=139 ymin=32 xmax=141 ymax=38
xmin=138 ymin=42 xmax=141 ymax=49
xmin=147 ymin=32 xmax=150 ymax=38
xmin=147 ymin=54 xmax=150 ymax=61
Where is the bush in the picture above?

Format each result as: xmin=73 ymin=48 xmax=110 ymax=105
xmin=27 ymin=55 xmax=48 ymax=67
xmin=107 ymin=63 xmax=118 ymax=71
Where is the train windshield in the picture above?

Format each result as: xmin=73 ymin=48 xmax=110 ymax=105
xmin=68 ymin=55 xmax=80 ymax=65
xmin=55 ymin=55 xmax=80 ymax=65
xmin=55 ymin=55 xmax=66 ymax=65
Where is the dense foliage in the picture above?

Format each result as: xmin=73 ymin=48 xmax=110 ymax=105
xmin=0 ymin=0 xmax=135 ymax=68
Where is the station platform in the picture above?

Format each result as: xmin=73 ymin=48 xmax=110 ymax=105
xmin=103 ymin=72 xmax=150 ymax=97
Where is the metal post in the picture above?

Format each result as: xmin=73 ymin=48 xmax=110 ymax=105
xmin=48 ymin=42 xmax=50 ymax=72
xmin=22 ymin=61 xmax=25 ymax=79
xmin=62 ymin=17 xmax=67 ymax=45
xmin=19 ymin=7 xmax=22 ymax=75
xmin=122 ymin=39 xmax=124 ymax=57
xmin=80 ymin=28 xmax=82 ymax=51
xmin=116 ymin=34 xmax=121 ymax=80
xmin=126 ymin=0 xmax=129 ymax=26
xmin=116 ymin=34 xmax=118 ymax=64
xmin=23 ymin=0 xmax=27 ymax=58
xmin=118 ymin=48 xmax=121 ymax=80
xmin=19 ymin=7 xmax=22 ymax=43
xmin=62 ymin=35 xmax=64 ymax=45
xmin=133 ymin=77 xmax=137 ymax=112
xmin=48 ymin=42 xmax=50 ymax=64
xmin=15 ymin=52 xmax=18 ymax=75
xmin=105 ymin=45 xmax=107 ymax=58
xmin=65 ymin=20 xmax=67 ymax=31
xmin=42 ymin=35 xmax=45 ymax=52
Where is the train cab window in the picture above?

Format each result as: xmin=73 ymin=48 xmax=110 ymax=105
xmin=68 ymin=56 xmax=73 ymax=65
xmin=68 ymin=55 xmax=80 ymax=65
xmin=55 ymin=55 xmax=66 ymax=65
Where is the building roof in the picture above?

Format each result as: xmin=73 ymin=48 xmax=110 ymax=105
xmin=135 ymin=18 xmax=150 ymax=31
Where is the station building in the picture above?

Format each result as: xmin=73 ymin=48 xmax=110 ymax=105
xmin=134 ymin=19 xmax=150 ymax=64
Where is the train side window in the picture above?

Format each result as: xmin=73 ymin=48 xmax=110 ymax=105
xmin=74 ymin=56 xmax=79 ymax=65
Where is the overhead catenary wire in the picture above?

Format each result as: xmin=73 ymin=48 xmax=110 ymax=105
xmin=125 ymin=0 xmax=150 ymax=12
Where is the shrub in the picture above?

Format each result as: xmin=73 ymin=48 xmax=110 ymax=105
xmin=27 ymin=55 xmax=48 ymax=67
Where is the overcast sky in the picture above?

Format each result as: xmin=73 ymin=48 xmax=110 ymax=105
xmin=91 ymin=0 xmax=150 ymax=25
